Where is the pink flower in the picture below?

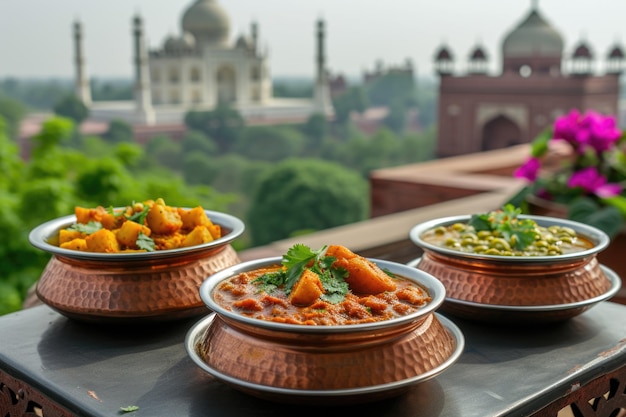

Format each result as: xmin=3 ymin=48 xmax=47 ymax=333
xmin=514 ymin=157 xmax=541 ymax=181
xmin=567 ymin=167 xmax=622 ymax=198
xmin=553 ymin=109 xmax=621 ymax=154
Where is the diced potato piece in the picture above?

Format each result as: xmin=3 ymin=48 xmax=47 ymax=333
xmin=179 ymin=206 xmax=210 ymax=230
xmin=326 ymin=244 xmax=358 ymax=260
xmin=181 ymin=225 xmax=214 ymax=248
xmin=85 ymin=229 xmax=120 ymax=253
xmin=153 ymin=233 xmax=185 ymax=250
xmin=59 ymin=229 xmax=84 ymax=244
xmin=74 ymin=207 xmax=92 ymax=224
xmin=100 ymin=212 xmax=123 ymax=230
xmin=146 ymin=203 xmax=182 ymax=234
xmin=60 ymin=238 xmax=88 ymax=251
xmin=335 ymin=257 xmax=396 ymax=295
xmin=116 ymin=221 xmax=151 ymax=248
xmin=289 ymin=269 xmax=324 ymax=306
xmin=207 ymin=222 xmax=221 ymax=240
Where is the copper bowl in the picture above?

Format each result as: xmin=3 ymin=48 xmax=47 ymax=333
xmin=186 ymin=257 xmax=464 ymax=404
xmin=29 ymin=210 xmax=245 ymax=323
xmin=408 ymin=215 xmax=620 ymax=323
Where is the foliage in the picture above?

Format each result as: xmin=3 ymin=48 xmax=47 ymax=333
xmin=247 ymin=159 xmax=368 ymax=246
xmin=181 ymin=130 xmax=217 ymax=156
xmin=53 ymin=94 xmax=89 ymax=124
xmin=234 ymin=125 xmax=305 ymax=161
xmin=331 ymin=86 xmax=368 ymax=124
xmin=0 ymin=95 xmax=27 ymax=139
xmin=184 ymin=106 xmax=245 ymax=153
xmin=510 ymin=109 xmax=626 ymax=238
xmin=145 ymin=134 xmax=182 ymax=171
xmin=0 ymin=77 xmax=72 ymax=110
xmin=103 ymin=119 xmax=134 ymax=144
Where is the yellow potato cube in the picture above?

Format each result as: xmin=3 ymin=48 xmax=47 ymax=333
xmin=116 ymin=221 xmax=151 ymax=249
xmin=85 ymin=229 xmax=120 ymax=253
xmin=179 ymin=206 xmax=210 ymax=230
xmin=182 ymin=225 xmax=214 ymax=248
xmin=59 ymin=229 xmax=84 ymax=244
xmin=60 ymin=238 xmax=88 ymax=251
xmin=146 ymin=204 xmax=182 ymax=235
xmin=289 ymin=269 xmax=324 ymax=306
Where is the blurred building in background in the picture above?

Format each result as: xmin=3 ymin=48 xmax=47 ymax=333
xmin=433 ymin=2 xmax=625 ymax=158
xmin=73 ymin=0 xmax=333 ymax=126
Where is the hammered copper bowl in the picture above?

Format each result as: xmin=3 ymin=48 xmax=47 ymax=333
xmin=186 ymin=257 xmax=464 ymax=404
xmin=28 ymin=210 xmax=245 ymax=323
xmin=408 ymin=215 xmax=621 ymax=323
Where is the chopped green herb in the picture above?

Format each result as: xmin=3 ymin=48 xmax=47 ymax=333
xmin=125 ymin=206 xmax=150 ymax=225
xmin=119 ymin=405 xmax=139 ymax=413
xmin=136 ymin=232 xmax=155 ymax=252
xmin=469 ymin=204 xmax=538 ymax=250
xmin=67 ymin=221 xmax=102 ymax=235
xmin=252 ymin=244 xmax=350 ymax=303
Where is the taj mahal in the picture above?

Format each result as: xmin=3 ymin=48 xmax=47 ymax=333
xmin=73 ymin=0 xmax=333 ymax=126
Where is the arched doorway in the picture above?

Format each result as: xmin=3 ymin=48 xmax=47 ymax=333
xmin=481 ymin=115 xmax=522 ymax=151
xmin=216 ymin=65 xmax=236 ymax=105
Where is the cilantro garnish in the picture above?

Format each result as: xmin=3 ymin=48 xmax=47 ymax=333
xmin=119 ymin=405 xmax=139 ymax=413
xmin=136 ymin=232 xmax=155 ymax=252
xmin=469 ymin=204 xmax=538 ymax=250
xmin=125 ymin=206 xmax=150 ymax=225
xmin=67 ymin=221 xmax=102 ymax=235
xmin=252 ymin=244 xmax=350 ymax=304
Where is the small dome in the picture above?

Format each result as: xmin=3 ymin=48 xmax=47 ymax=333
xmin=434 ymin=45 xmax=454 ymax=61
xmin=181 ymin=0 xmax=230 ymax=47
xmin=502 ymin=9 xmax=564 ymax=58
xmin=469 ymin=45 xmax=487 ymax=61
xmin=235 ymin=34 xmax=251 ymax=50
xmin=572 ymin=41 xmax=593 ymax=58
xmin=608 ymin=45 xmax=625 ymax=59
xmin=163 ymin=32 xmax=196 ymax=53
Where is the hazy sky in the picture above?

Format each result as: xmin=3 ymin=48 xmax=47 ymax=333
xmin=1 ymin=0 xmax=625 ymax=80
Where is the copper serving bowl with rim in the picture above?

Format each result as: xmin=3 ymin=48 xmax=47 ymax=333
xmin=186 ymin=257 xmax=464 ymax=405
xmin=29 ymin=209 xmax=245 ymax=323
xmin=408 ymin=214 xmax=621 ymax=323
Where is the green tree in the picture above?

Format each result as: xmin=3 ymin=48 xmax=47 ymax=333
xmin=234 ymin=125 xmax=305 ymax=161
xmin=145 ymin=134 xmax=182 ymax=171
xmin=184 ymin=105 xmax=245 ymax=153
xmin=247 ymin=159 xmax=368 ymax=246
xmin=0 ymin=96 xmax=26 ymax=139
xmin=383 ymin=99 xmax=407 ymax=134
xmin=302 ymin=113 xmax=328 ymax=148
xmin=332 ymin=86 xmax=368 ymax=124
xmin=53 ymin=94 xmax=89 ymax=125
xmin=103 ymin=119 xmax=134 ymax=143
xmin=181 ymin=130 xmax=217 ymax=156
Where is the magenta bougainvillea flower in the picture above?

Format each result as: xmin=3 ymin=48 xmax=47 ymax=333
xmin=514 ymin=157 xmax=541 ymax=181
xmin=567 ymin=167 xmax=622 ymax=198
xmin=553 ymin=109 xmax=621 ymax=154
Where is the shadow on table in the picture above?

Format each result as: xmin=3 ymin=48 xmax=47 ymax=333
xmin=448 ymin=311 xmax=602 ymax=365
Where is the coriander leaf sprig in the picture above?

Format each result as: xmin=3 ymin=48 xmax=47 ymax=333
xmin=469 ymin=204 xmax=538 ymax=250
xmin=252 ymin=244 xmax=350 ymax=304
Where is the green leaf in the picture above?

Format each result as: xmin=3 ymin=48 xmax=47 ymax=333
xmin=67 ymin=221 xmax=102 ymax=235
xmin=119 ymin=405 xmax=139 ymax=413
xmin=530 ymin=127 xmax=552 ymax=157
xmin=136 ymin=232 xmax=155 ymax=252
xmin=125 ymin=206 xmax=150 ymax=224
xmin=569 ymin=198 xmax=623 ymax=239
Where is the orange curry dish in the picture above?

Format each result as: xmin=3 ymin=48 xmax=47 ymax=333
xmin=212 ymin=244 xmax=432 ymax=325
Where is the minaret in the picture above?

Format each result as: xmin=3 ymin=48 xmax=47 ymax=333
xmin=312 ymin=18 xmax=333 ymax=117
xmin=132 ymin=15 xmax=155 ymax=125
xmin=251 ymin=21 xmax=258 ymax=55
xmin=73 ymin=20 xmax=92 ymax=106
